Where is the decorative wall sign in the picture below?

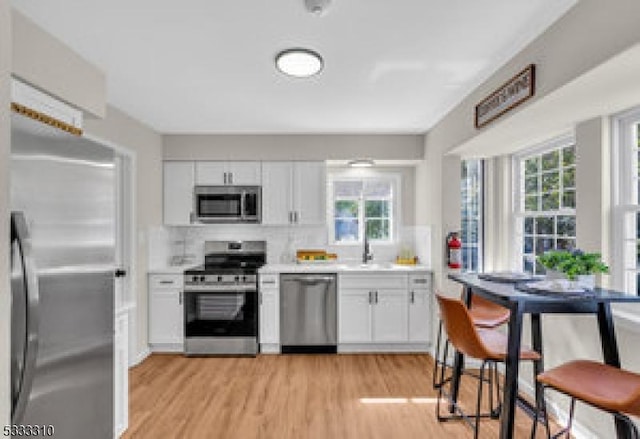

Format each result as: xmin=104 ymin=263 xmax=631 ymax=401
xmin=475 ymin=64 xmax=535 ymax=129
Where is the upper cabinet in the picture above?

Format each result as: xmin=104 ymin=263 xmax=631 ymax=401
xmin=195 ymin=161 xmax=261 ymax=186
xmin=262 ymin=161 xmax=326 ymax=226
xmin=164 ymin=161 xmax=195 ymax=225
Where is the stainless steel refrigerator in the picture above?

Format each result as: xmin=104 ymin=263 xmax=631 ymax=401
xmin=10 ymin=113 xmax=115 ymax=438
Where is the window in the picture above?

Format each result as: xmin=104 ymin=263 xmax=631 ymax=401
xmin=461 ymin=160 xmax=483 ymax=272
xmin=514 ymin=137 xmax=576 ymax=274
xmin=614 ymin=109 xmax=640 ymax=295
xmin=329 ymin=175 xmax=398 ymax=244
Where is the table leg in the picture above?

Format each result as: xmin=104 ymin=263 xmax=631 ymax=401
xmin=499 ymin=301 xmax=524 ymax=439
xmin=597 ymin=302 xmax=632 ymax=439
xmin=530 ymin=313 xmax=544 ymax=410
xmin=448 ymin=286 xmax=473 ymax=413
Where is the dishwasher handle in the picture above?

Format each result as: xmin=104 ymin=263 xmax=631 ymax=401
xmin=283 ymin=276 xmax=336 ymax=285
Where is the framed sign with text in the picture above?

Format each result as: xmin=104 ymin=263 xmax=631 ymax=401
xmin=475 ymin=64 xmax=535 ymax=129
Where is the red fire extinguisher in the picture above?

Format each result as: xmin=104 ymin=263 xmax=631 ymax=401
xmin=446 ymin=232 xmax=462 ymax=269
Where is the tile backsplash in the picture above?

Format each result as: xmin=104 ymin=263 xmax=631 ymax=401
xmin=148 ymin=224 xmax=431 ymax=268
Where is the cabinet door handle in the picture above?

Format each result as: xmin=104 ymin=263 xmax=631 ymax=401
xmin=410 ymin=291 xmax=415 ymax=304
xmin=294 ymin=211 xmax=299 ymax=224
xmin=229 ymin=172 xmax=233 ymax=184
xmin=179 ymin=291 xmax=183 ymax=304
xmin=259 ymin=292 xmax=263 ymax=305
xmin=375 ymin=291 xmax=379 ymax=304
xmin=368 ymin=291 xmax=372 ymax=304
xmin=223 ymin=172 xmax=227 ymax=185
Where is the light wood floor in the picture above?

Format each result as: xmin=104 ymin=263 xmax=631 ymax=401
xmin=123 ymin=354 xmax=553 ymax=439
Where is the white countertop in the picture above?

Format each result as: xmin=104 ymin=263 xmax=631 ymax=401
xmin=259 ymin=263 xmax=432 ymax=274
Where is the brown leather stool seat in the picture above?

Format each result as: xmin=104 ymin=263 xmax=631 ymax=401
xmin=436 ymin=294 xmax=540 ymax=439
xmin=433 ymin=292 xmax=511 ymax=389
xmin=532 ymin=360 xmax=640 ymax=438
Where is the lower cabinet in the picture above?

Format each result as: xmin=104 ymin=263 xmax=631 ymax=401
xmin=338 ymin=272 xmax=432 ymax=350
xmin=148 ymin=274 xmax=184 ymax=351
xmin=259 ymin=274 xmax=280 ymax=352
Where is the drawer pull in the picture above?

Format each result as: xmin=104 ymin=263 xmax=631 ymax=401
xmin=159 ymin=280 xmax=174 ymax=285
xmin=262 ymin=280 xmax=276 ymax=285
xmin=413 ymin=279 xmax=428 ymax=284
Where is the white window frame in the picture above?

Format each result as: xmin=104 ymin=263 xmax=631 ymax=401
xmin=612 ymin=107 xmax=640 ymax=296
xmin=461 ymin=159 xmax=484 ymax=272
xmin=512 ymin=134 xmax=576 ymax=273
xmin=327 ymin=170 xmax=401 ymax=246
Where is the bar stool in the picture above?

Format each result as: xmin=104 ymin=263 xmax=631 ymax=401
xmin=531 ymin=360 xmax=640 ymax=438
xmin=432 ymin=292 xmax=511 ymax=389
xmin=436 ymin=294 xmax=541 ymax=439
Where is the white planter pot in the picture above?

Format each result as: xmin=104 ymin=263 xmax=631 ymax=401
xmin=575 ymin=274 xmax=596 ymax=291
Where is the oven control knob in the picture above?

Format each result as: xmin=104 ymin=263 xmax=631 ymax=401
xmin=217 ymin=276 xmax=223 ymax=282
xmin=192 ymin=276 xmax=198 ymax=283
xmin=234 ymin=275 xmax=240 ymax=282
xmin=242 ymin=275 xmax=247 ymax=282
xmin=200 ymin=276 xmax=206 ymax=282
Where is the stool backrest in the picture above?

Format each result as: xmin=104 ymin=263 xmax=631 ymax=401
xmin=436 ymin=293 xmax=491 ymax=360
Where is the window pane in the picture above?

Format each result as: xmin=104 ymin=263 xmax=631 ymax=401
xmin=542 ymin=172 xmax=559 ymax=192
xmin=334 ymin=181 xmax=362 ymax=197
xmin=541 ymin=150 xmax=560 ymax=171
xmin=536 ymin=217 xmax=554 ymax=235
xmin=525 ymin=157 xmax=539 ymax=176
xmin=562 ymin=146 xmax=576 ymax=166
xmin=462 ymin=220 xmax=478 ymax=242
xmin=335 ymin=200 xmax=358 ymax=219
xmin=637 ymin=212 xmax=640 ymax=239
xmin=541 ymin=192 xmax=560 ymax=210
xmin=524 ymin=237 xmax=534 ymax=253
xmin=562 ymin=190 xmax=576 ymax=208
xmin=536 ymin=238 xmax=554 ymax=254
xmin=557 ymin=238 xmax=576 ymax=250
xmin=365 ymin=200 xmax=389 ymax=218
xmin=366 ymin=219 xmax=389 ymax=240
xmin=523 ymin=256 xmax=534 ymax=274
xmin=563 ymin=167 xmax=576 ymax=189
xmin=524 ymin=217 xmax=534 ymax=234
xmin=557 ymin=215 xmax=576 ymax=236
xmin=525 ymin=176 xmax=538 ymax=194
xmin=335 ymin=219 xmax=358 ymax=241
xmin=364 ymin=181 xmax=391 ymax=198
xmin=525 ymin=195 xmax=538 ymax=211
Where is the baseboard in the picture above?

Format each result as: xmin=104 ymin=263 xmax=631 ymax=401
xmin=149 ymin=343 xmax=184 ymax=354
xmin=130 ymin=347 xmax=151 ymax=367
xmin=259 ymin=344 xmax=280 ymax=354
xmin=338 ymin=343 xmax=430 ymax=353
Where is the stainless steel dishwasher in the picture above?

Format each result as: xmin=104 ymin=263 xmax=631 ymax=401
xmin=280 ymin=273 xmax=337 ymax=353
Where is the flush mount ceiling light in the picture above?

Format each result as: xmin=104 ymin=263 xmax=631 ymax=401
xmin=304 ymin=0 xmax=332 ymax=15
xmin=275 ymin=49 xmax=324 ymax=78
xmin=348 ymin=159 xmax=375 ymax=168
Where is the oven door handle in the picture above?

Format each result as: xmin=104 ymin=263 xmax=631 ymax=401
xmin=184 ymin=286 xmax=257 ymax=293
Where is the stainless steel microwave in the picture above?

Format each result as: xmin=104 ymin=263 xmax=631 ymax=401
xmin=193 ymin=186 xmax=261 ymax=223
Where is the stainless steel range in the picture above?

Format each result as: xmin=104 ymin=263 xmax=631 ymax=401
xmin=183 ymin=241 xmax=266 ymax=356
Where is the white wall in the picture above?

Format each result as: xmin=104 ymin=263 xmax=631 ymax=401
xmin=164 ymin=134 xmax=423 ymax=161
xmin=0 ymin=0 xmax=12 ymax=427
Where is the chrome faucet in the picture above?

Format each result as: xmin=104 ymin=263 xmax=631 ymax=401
xmin=363 ymin=235 xmax=373 ymax=264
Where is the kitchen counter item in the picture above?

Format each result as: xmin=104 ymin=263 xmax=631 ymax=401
xmin=280 ymin=273 xmax=337 ymax=353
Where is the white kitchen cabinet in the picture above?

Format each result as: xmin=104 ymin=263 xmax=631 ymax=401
xmin=114 ymin=312 xmax=129 ymax=437
xmin=195 ymin=161 xmax=262 ymax=186
xmin=338 ymin=290 xmax=372 ymax=342
xmin=338 ymin=274 xmax=408 ymax=344
xmin=408 ymin=274 xmax=432 ymax=343
xmin=259 ymin=274 xmax=280 ymax=352
xmin=148 ymin=274 xmax=184 ymax=351
xmin=372 ymin=290 xmax=408 ymax=342
xmin=163 ymin=161 xmax=195 ymax=225
xmin=262 ymin=161 xmax=326 ymax=225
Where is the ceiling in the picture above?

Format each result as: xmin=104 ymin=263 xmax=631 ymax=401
xmin=12 ymin=0 xmax=577 ymax=134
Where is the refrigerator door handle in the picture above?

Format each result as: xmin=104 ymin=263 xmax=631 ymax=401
xmin=10 ymin=212 xmax=40 ymax=425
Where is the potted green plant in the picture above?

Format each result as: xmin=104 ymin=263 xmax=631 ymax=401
xmin=537 ymin=250 xmax=609 ymax=290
